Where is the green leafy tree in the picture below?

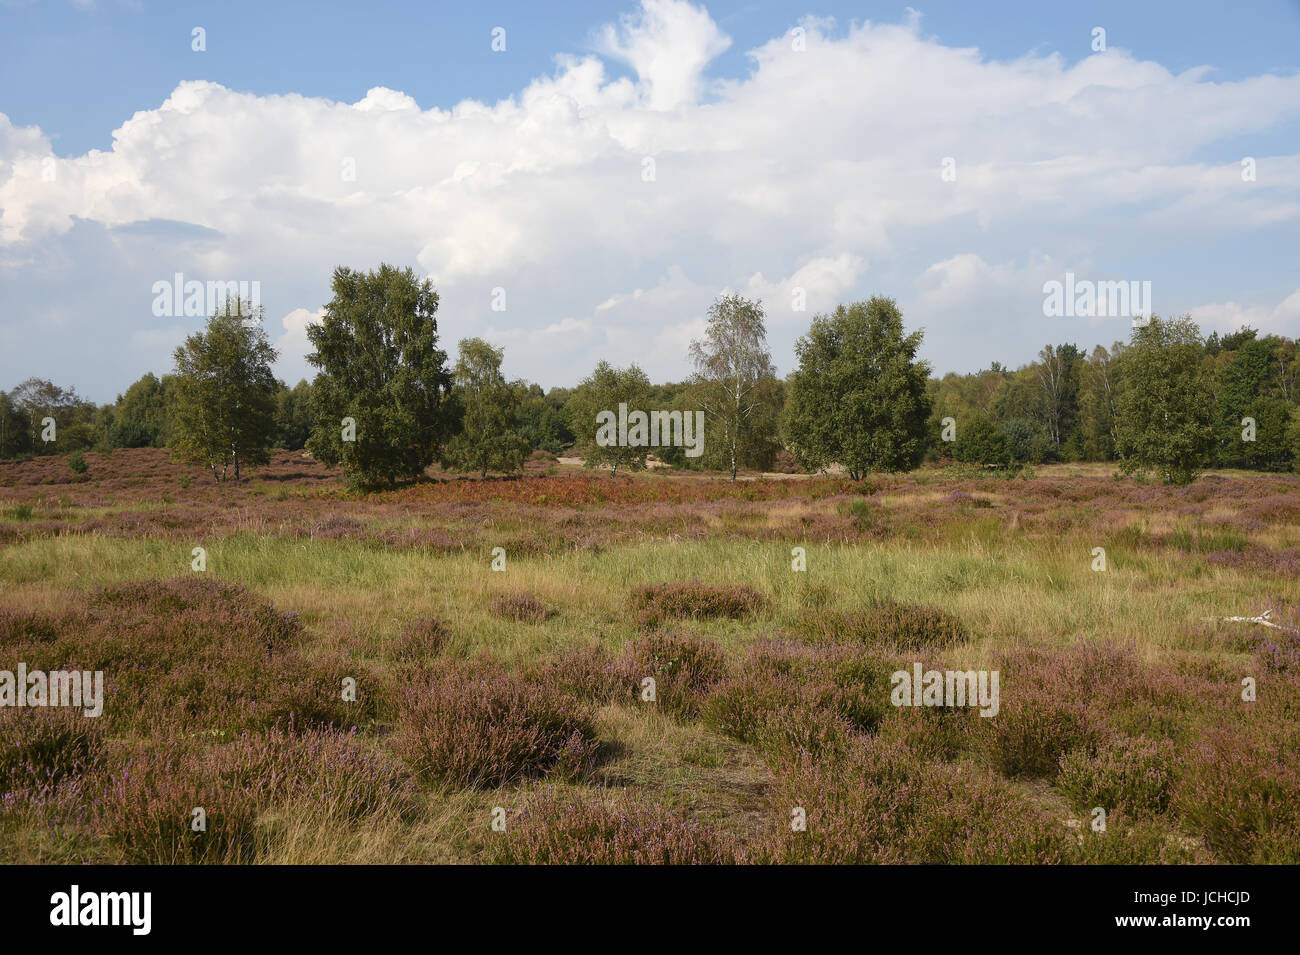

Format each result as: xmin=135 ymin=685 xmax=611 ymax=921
xmin=306 ymin=264 xmax=454 ymax=486
xmin=688 ymin=293 xmax=782 ymax=480
xmin=516 ymin=385 xmax=576 ymax=455
xmin=954 ymin=412 xmax=1012 ymax=467
xmin=1000 ymin=417 xmax=1052 ymax=464
xmin=1212 ymin=331 xmax=1273 ymax=466
xmin=1036 ymin=343 xmax=1083 ymax=460
xmin=274 ymin=379 xmax=314 ymax=451
xmin=111 ymin=372 xmax=172 ymax=448
xmin=566 ymin=361 xmax=652 ymax=476
xmin=1238 ymin=396 xmax=1294 ymax=472
xmin=8 ymin=378 xmax=96 ymax=453
xmin=171 ymin=298 xmax=279 ymax=482
xmin=441 ymin=338 xmax=531 ymax=477
xmin=1115 ymin=316 xmax=1215 ymax=485
xmin=1078 ymin=343 xmax=1123 ymax=461
xmin=0 ymin=392 xmax=32 ymax=459
xmin=783 ymin=297 xmax=931 ymax=479
xmin=1288 ymin=414 xmax=1300 ymax=474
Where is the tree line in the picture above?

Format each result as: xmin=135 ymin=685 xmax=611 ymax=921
xmin=4 ymin=263 xmax=1298 ymax=487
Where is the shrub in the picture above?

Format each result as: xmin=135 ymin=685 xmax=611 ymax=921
xmin=395 ymin=660 xmax=603 ymax=788
xmin=767 ymin=737 xmax=1068 ymax=863
xmin=621 ymin=631 xmax=726 ymax=719
xmin=67 ymin=453 xmax=88 ymax=474
xmin=491 ymin=789 xmax=745 ymax=864
xmin=797 ymin=601 xmax=968 ymax=650
xmin=211 ymin=724 xmax=416 ymax=820
xmin=0 ymin=609 xmax=65 ymax=645
xmin=703 ymin=640 xmax=894 ymax=762
xmin=1057 ymin=736 xmax=1175 ymax=817
xmin=393 ymin=617 xmax=452 ymax=661
xmin=982 ymin=700 xmax=1097 ymax=779
xmin=1175 ymin=728 xmax=1300 ymax=863
xmin=97 ymin=745 xmax=263 ymax=864
xmin=491 ymin=591 xmax=551 ymax=623
xmin=975 ymin=642 xmax=1144 ymax=779
xmin=845 ymin=498 xmax=876 ymax=531
xmin=0 ymin=707 xmax=104 ymax=790
xmin=530 ymin=643 xmax=638 ymax=705
xmin=1068 ymin=813 xmax=1201 ymax=864
xmin=11 ymin=577 xmax=381 ymax=735
xmin=630 ymin=579 xmax=767 ymax=629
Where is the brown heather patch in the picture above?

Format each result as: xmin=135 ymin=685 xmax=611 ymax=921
xmin=395 ymin=658 xmax=605 ymax=789
xmin=392 ymin=616 xmax=453 ymax=661
xmin=1174 ymin=726 xmax=1300 ymax=864
xmin=1057 ymin=736 xmax=1177 ymax=818
xmin=491 ymin=788 xmax=747 ymax=864
xmin=0 ymin=706 xmax=105 ymax=792
xmin=620 ymin=631 xmax=727 ymax=720
xmin=491 ymin=591 xmax=552 ymax=623
xmin=702 ymin=639 xmax=899 ymax=762
xmin=796 ymin=601 xmax=969 ymax=650
xmin=630 ymin=579 xmax=768 ymax=629
xmin=765 ymin=736 xmax=1071 ymax=864
xmin=4 ymin=449 xmax=1297 ymax=558
xmin=2 ymin=449 xmax=1299 ymax=864
xmin=0 ymin=577 xmax=384 ymax=736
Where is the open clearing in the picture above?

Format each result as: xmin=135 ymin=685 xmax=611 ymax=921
xmin=2 ymin=449 xmax=1298 ymax=863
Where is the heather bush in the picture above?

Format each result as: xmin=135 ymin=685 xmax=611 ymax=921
xmin=530 ymin=643 xmax=638 ymax=705
xmin=796 ymin=601 xmax=968 ymax=650
xmin=0 ymin=707 xmax=104 ymax=790
xmin=265 ymin=651 xmax=386 ymax=732
xmin=980 ymin=694 xmax=1098 ymax=779
xmin=875 ymin=701 xmax=973 ymax=762
xmin=492 ymin=591 xmax=552 ymax=623
xmin=1057 ymin=736 xmax=1175 ymax=817
xmin=6 ymin=578 xmax=383 ymax=735
xmin=1067 ymin=813 xmax=1201 ymax=864
xmin=768 ymin=737 xmax=1068 ymax=863
xmin=1245 ymin=619 xmax=1300 ymax=674
xmin=621 ymin=631 xmax=726 ymax=719
xmin=392 ymin=616 xmax=452 ymax=661
xmin=630 ymin=579 xmax=767 ymax=629
xmin=975 ymin=643 xmax=1146 ymax=779
xmin=211 ymin=724 xmax=416 ymax=820
xmin=490 ymin=790 xmax=745 ymax=864
xmin=1174 ymin=728 xmax=1300 ymax=863
xmin=0 ymin=608 xmax=65 ymax=645
xmin=396 ymin=660 xmax=604 ymax=788
xmin=704 ymin=640 xmax=894 ymax=762
xmin=96 ymin=745 xmax=264 ymax=864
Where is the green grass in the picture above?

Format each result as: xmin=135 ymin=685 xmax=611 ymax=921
xmin=0 ymin=522 xmax=1278 ymax=663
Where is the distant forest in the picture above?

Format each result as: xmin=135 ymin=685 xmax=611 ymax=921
xmin=2 ymin=295 xmax=1297 ymax=479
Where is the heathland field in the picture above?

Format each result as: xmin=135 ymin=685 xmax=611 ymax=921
xmin=2 ymin=448 xmax=1298 ymax=863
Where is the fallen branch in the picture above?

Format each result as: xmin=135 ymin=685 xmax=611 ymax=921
xmin=1211 ymin=609 xmax=1298 ymax=634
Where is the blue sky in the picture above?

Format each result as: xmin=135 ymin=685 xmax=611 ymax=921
xmin=2 ymin=0 xmax=1299 ymax=401
xmin=7 ymin=1 xmax=1300 ymax=156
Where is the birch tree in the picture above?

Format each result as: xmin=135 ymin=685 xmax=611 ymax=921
xmin=687 ymin=294 xmax=780 ymax=481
